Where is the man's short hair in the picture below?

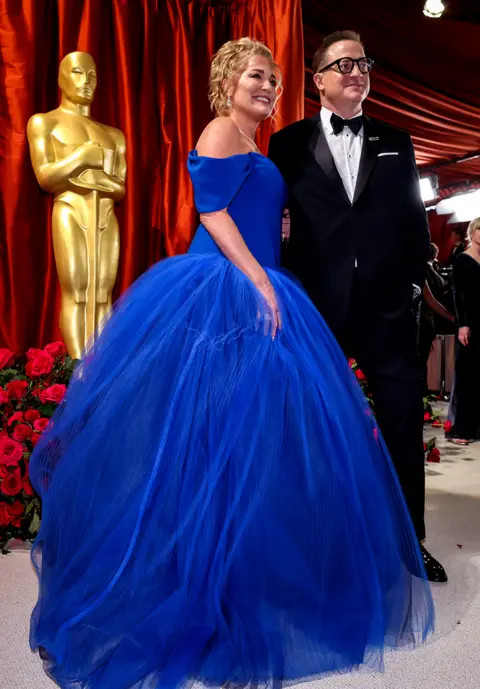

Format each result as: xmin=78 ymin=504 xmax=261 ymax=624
xmin=312 ymin=30 xmax=363 ymax=75
xmin=451 ymin=226 xmax=468 ymax=241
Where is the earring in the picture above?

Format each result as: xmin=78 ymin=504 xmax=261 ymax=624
xmin=226 ymin=96 xmax=232 ymax=108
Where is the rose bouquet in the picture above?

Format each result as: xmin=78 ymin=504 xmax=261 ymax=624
xmin=349 ymin=358 xmax=442 ymax=463
xmin=0 ymin=344 xmax=75 ymax=551
xmin=349 ymin=358 xmax=374 ymax=409
xmin=423 ymin=394 xmax=442 ymax=425
xmin=424 ymin=438 xmax=441 ymax=463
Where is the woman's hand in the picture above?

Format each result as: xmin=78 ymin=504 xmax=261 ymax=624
xmin=257 ymin=280 xmax=282 ymax=339
xmin=458 ymin=326 xmax=470 ymax=346
xmin=282 ymin=208 xmax=291 ymax=242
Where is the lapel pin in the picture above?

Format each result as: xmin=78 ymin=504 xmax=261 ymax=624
xmin=369 ymin=136 xmax=380 ymax=141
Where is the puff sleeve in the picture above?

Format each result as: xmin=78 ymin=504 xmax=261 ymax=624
xmin=187 ymin=151 xmax=252 ymax=213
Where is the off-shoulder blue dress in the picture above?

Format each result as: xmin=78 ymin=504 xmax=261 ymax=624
xmin=29 ymin=151 xmax=434 ymax=689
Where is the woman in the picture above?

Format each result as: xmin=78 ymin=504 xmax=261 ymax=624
xmin=30 ymin=38 xmax=433 ymax=689
xmin=448 ymin=217 xmax=480 ymax=444
xmin=418 ymin=243 xmax=454 ymax=394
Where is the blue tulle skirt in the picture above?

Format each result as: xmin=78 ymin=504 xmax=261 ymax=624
xmin=30 ymin=254 xmax=434 ymax=689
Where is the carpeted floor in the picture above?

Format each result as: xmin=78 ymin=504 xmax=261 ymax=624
xmin=1 ymin=406 xmax=480 ymax=689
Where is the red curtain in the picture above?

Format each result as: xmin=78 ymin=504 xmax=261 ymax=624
xmin=428 ymin=212 xmax=454 ymax=265
xmin=0 ymin=0 xmax=304 ymax=353
xmin=302 ymin=0 xmax=480 ymax=187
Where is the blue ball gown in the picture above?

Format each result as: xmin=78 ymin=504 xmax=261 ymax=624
xmin=29 ymin=151 xmax=434 ymax=689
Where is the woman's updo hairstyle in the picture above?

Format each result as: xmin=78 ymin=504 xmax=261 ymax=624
xmin=208 ymin=37 xmax=282 ymax=116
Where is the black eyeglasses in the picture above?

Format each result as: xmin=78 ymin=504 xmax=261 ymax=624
xmin=317 ymin=57 xmax=374 ymax=75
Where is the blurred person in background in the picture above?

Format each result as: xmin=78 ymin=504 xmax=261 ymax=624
xmin=448 ymin=217 xmax=480 ymax=444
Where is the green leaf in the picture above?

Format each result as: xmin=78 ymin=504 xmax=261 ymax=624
xmin=38 ymin=404 xmax=56 ymax=417
xmin=24 ymin=501 xmax=34 ymax=516
xmin=0 ymin=370 xmax=19 ymax=385
xmin=29 ymin=511 xmax=40 ymax=536
xmin=0 ymin=368 xmax=19 ymax=377
xmin=62 ymin=359 xmax=76 ymax=376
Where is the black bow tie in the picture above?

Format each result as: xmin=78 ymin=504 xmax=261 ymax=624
xmin=330 ymin=113 xmax=363 ymax=136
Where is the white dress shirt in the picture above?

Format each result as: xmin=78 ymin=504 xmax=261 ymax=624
xmin=320 ymin=106 xmax=364 ymax=204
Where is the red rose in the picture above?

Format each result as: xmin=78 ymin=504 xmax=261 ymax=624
xmin=0 ymin=503 xmax=13 ymax=527
xmin=13 ymin=424 xmax=33 ymax=442
xmin=427 ymin=448 xmax=441 ymax=463
xmin=348 ymin=358 xmax=356 ymax=367
xmin=0 ymin=388 xmax=9 ymax=405
xmin=34 ymin=418 xmax=50 ymax=433
xmin=0 ymin=348 xmax=15 ymax=369
xmin=6 ymin=380 xmax=28 ymax=400
xmin=8 ymin=501 xmax=25 ymax=518
xmin=355 ymin=369 xmax=367 ymax=381
xmin=1 ymin=467 xmax=22 ymax=496
xmin=23 ymin=478 xmax=35 ymax=496
xmin=25 ymin=409 xmax=41 ymax=423
xmin=7 ymin=411 xmax=24 ymax=426
xmin=444 ymin=420 xmax=453 ymax=433
xmin=44 ymin=341 xmax=67 ymax=358
xmin=30 ymin=433 xmax=41 ymax=448
xmin=431 ymin=420 xmax=442 ymax=428
xmin=0 ymin=437 xmax=23 ymax=467
xmin=424 ymin=412 xmax=431 ymax=421
xmin=39 ymin=384 xmax=67 ymax=404
xmin=25 ymin=351 xmax=54 ymax=378
xmin=26 ymin=348 xmax=44 ymax=361
xmin=423 ymin=442 xmax=427 ymax=452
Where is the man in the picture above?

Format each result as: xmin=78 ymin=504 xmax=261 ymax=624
xmin=447 ymin=227 xmax=467 ymax=266
xmin=269 ymin=30 xmax=447 ymax=582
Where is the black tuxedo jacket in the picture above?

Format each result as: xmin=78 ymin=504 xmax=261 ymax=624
xmin=268 ymin=113 xmax=430 ymax=337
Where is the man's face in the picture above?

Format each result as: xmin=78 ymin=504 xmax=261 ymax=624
xmin=59 ymin=52 xmax=97 ymax=105
xmin=451 ymin=231 xmax=461 ymax=246
xmin=314 ymin=40 xmax=370 ymax=109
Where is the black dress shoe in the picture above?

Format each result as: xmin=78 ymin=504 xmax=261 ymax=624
xmin=420 ymin=544 xmax=448 ymax=583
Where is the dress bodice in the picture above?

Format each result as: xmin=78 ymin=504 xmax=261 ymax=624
xmin=453 ymin=253 xmax=480 ymax=329
xmin=187 ymin=151 xmax=287 ymax=268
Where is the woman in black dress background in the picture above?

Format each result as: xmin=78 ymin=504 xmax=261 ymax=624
xmin=449 ymin=217 xmax=480 ymax=444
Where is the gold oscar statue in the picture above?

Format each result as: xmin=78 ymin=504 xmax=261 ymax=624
xmin=27 ymin=51 xmax=127 ymax=360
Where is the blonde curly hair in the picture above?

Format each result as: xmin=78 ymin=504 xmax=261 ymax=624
xmin=209 ymin=37 xmax=282 ymax=117
xmin=467 ymin=216 xmax=480 ymax=243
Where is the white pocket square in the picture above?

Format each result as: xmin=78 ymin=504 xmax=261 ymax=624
xmin=377 ymin=152 xmax=399 ymax=157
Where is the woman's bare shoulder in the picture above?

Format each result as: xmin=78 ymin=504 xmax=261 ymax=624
xmin=196 ymin=118 xmax=244 ymax=158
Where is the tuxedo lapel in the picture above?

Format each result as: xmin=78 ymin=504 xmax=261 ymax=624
xmin=308 ymin=114 xmax=351 ymax=206
xmin=353 ymin=116 xmax=380 ymax=204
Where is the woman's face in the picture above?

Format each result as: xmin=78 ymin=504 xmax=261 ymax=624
xmin=471 ymin=227 xmax=480 ymax=247
xmin=228 ymin=56 xmax=278 ymax=121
